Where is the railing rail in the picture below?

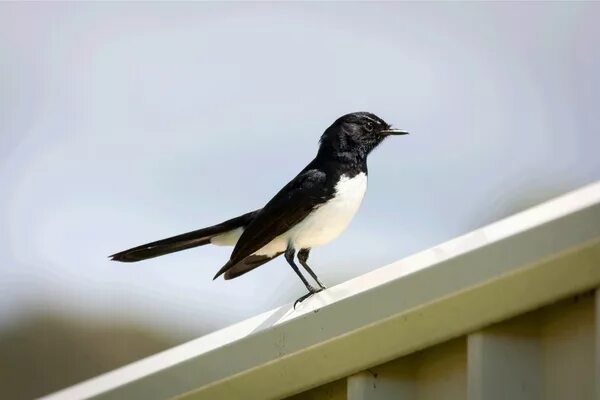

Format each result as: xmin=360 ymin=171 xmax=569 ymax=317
xmin=41 ymin=182 xmax=600 ymax=400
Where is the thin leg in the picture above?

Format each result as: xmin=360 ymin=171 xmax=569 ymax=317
xmin=285 ymin=246 xmax=316 ymax=293
xmin=297 ymin=249 xmax=327 ymax=290
xmin=285 ymin=245 xmax=322 ymax=308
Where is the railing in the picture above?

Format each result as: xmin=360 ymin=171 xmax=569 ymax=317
xmin=42 ymin=182 xmax=600 ymax=400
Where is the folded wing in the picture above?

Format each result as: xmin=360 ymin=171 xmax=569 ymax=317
xmin=213 ymin=168 xmax=327 ymax=279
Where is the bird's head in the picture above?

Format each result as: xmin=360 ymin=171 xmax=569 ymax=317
xmin=319 ymin=112 xmax=408 ymax=158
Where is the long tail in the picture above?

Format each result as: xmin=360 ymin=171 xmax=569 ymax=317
xmin=109 ymin=210 xmax=258 ymax=262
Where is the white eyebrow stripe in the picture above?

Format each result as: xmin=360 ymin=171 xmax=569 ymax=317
xmin=363 ymin=115 xmax=381 ymax=125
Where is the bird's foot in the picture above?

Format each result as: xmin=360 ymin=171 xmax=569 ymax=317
xmin=294 ymin=286 xmax=324 ymax=309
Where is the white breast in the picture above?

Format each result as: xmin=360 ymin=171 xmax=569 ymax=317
xmin=211 ymin=173 xmax=368 ymax=257
xmin=255 ymin=172 xmax=368 ymax=256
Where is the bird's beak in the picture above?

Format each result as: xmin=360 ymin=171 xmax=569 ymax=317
xmin=381 ymin=129 xmax=409 ymax=135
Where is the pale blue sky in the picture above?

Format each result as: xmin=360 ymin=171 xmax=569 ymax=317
xmin=1 ymin=2 xmax=599 ymax=334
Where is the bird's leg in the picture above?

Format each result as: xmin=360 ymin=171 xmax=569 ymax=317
xmin=284 ymin=246 xmax=316 ymax=292
xmin=285 ymin=246 xmax=322 ymax=308
xmin=297 ymin=248 xmax=327 ymax=290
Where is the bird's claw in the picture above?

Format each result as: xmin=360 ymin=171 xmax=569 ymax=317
xmin=293 ymin=287 xmax=324 ymax=309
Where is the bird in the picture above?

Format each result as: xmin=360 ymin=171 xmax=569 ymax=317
xmin=110 ymin=112 xmax=409 ymax=306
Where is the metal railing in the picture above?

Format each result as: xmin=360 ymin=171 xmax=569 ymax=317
xmin=42 ymin=182 xmax=600 ymax=400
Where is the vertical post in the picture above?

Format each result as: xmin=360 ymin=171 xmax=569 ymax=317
xmin=467 ymin=317 xmax=541 ymax=400
xmin=594 ymin=288 xmax=600 ymax=400
xmin=347 ymin=361 xmax=415 ymax=400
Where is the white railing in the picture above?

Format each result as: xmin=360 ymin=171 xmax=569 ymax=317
xmin=42 ymin=182 xmax=600 ymax=400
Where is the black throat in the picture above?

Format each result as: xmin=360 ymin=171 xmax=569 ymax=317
xmin=311 ymin=138 xmax=368 ymax=181
xmin=315 ymin=124 xmax=373 ymax=177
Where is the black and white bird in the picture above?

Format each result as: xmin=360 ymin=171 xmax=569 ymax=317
xmin=110 ymin=112 xmax=408 ymax=305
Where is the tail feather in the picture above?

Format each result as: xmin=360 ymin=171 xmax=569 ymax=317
xmin=110 ymin=210 xmax=258 ymax=262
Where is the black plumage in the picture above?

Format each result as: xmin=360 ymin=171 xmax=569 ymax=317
xmin=110 ymin=210 xmax=258 ymax=262
xmin=110 ymin=111 xmax=408 ymax=305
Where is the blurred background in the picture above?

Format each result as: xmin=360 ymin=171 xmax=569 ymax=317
xmin=1 ymin=2 xmax=599 ymax=399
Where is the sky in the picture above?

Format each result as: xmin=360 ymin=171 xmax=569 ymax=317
xmin=1 ymin=2 xmax=599 ymax=335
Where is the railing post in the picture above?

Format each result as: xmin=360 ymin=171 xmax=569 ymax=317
xmin=347 ymin=364 xmax=414 ymax=400
xmin=595 ymin=288 xmax=600 ymax=400
xmin=467 ymin=317 xmax=541 ymax=400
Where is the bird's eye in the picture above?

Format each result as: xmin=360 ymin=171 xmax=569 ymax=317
xmin=365 ymin=122 xmax=374 ymax=132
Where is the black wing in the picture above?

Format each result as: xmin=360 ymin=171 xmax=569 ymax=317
xmin=223 ymin=252 xmax=284 ymax=280
xmin=213 ymin=167 xmax=328 ymax=279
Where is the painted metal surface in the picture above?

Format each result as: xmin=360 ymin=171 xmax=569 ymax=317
xmin=42 ymin=182 xmax=600 ymax=400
